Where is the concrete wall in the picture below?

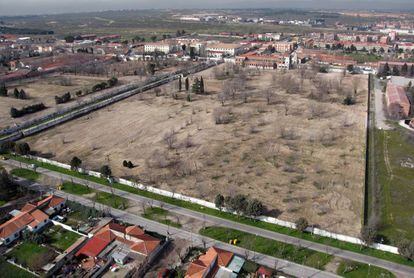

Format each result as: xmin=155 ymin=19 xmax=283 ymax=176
xmin=26 ymin=155 xmax=400 ymax=255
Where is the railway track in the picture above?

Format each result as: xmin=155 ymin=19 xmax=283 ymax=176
xmin=0 ymin=61 xmax=219 ymax=143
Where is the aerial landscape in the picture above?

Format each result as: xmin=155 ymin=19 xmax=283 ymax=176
xmin=0 ymin=1 xmax=414 ymax=277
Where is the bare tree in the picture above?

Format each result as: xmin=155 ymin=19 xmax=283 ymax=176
xmin=265 ymin=89 xmax=274 ymax=105
xmin=213 ymin=107 xmax=232 ymax=124
xmin=163 ymin=129 xmax=177 ymax=149
xmin=217 ymin=92 xmax=227 ymax=106
xmin=241 ymin=90 xmax=250 ymax=103
xmin=352 ymin=77 xmax=361 ymax=96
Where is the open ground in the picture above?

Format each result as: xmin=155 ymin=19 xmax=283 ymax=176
xmin=24 ymin=64 xmax=367 ymax=236
xmin=0 ymin=74 xmax=107 ymax=129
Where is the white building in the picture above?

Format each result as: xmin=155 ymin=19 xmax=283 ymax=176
xmin=144 ymin=42 xmax=173 ymax=54
xmin=206 ymin=43 xmax=244 ymax=58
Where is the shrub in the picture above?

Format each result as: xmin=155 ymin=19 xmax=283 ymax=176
xmin=14 ymin=142 xmax=30 ymax=155
xmin=92 ymin=82 xmax=108 ymax=92
xmin=0 ymin=141 xmax=15 ymax=154
xmin=397 ymin=239 xmax=414 ymax=261
xmin=360 ymin=225 xmax=377 ymax=246
xmin=343 ymin=95 xmax=356 ymax=105
xmin=213 ymin=107 xmax=232 ymax=124
xmin=215 ymin=194 xmax=225 ymax=210
xmin=107 ymin=77 xmax=118 ymax=87
xmin=70 ymin=156 xmax=82 ymax=170
xmin=0 ymin=83 xmax=7 ymax=96
xmin=100 ymin=165 xmax=112 ymax=178
xmin=246 ymin=199 xmax=265 ymax=217
xmin=295 ymin=217 xmax=309 ymax=232
xmin=55 ymin=92 xmax=71 ymax=104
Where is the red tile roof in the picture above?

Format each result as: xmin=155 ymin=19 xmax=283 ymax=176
xmin=130 ymin=234 xmax=160 ymax=255
xmin=76 ymin=236 xmax=110 ymax=258
xmin=125 ymin=225 xmax=145 ymax=237
xmin=211 ymin=247 xmax=233 ymax=267
xmin=0 ymin=195 xmax=62 ymax=240
xmin=36 ymin=195 xmax=65 ymax=209
xmin=185 ymin=247 xmax=234 ymax=278
xmin=257 ymin=266 xmax=273 ymax=277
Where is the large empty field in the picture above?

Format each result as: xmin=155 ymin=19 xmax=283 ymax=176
xmin=25 ymin=64 xmax=367 ymax=236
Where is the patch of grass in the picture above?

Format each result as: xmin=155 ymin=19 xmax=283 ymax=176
xmin=143 ymin=207 xmax=182 ymax=228
xmin=8 ymin=242 xmax=53 ymax=270
xmin=10 ymin=168 xmax=40 ymax=181
xmin=95 ymin=191 xmax=129 ymax=210
xmin=200 ymin=226 xmax=333 ymax=270
xmin=0 ymin=258 xmax=35 ymax=278
xmin=6 ymin=153 xmax=414 ymax=267
xmin=345 ymin=53 xmax=382 ymax=64
xmin=373 ymin=129 xmax=414 ymax=242
xmin=337 ymin=260 xmax=395 ymax=278
xmin=0 ymin=200 xmax=6 ymax=206
xmin=47 ymin=225 xmax=81 ymax=251
xmin=61 ymin=181 xmax=128 ymax=210
xmin=61 ymin=181 xmax=92 ymax=195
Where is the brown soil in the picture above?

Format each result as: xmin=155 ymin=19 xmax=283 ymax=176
xmin=25 ymin=65 xmax=367 ymax=236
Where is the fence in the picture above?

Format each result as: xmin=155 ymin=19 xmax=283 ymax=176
xmin=24 ymin=155 xmax=400 ymax=255
xmin=51 ymin=220 xmax=88 ymax=237
xmin=6 ymin=259 xmax=40 ymax=277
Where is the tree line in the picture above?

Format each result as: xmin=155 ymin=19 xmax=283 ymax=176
xmin=378 ymin=62 xmax=414 ymax=78
xmin=10 ymin=103 xmax=46 ymax=118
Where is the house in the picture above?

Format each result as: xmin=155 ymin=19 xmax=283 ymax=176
xmin=386 ymin=83 xmax=411 ymax=119
xmin=76 ymin=221 xmax=161 ymax=270
xmin=206 ymin=43 xmax=244 ymax=58
xmin=185 ymin=246 xmax=245 ymax=278
xmin=0 ymin=195 xmax=64 ymax=245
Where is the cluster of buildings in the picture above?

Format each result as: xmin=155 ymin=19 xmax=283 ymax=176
xmin=186 ymin=246 xmax=245 ymax=278
xmin=73 ymin=219 xmax=163 ymax=276
xmin=0 ymin=191 xmax=278 ymax=277
xmin=0 ymin=195 xmax=65 ymax=245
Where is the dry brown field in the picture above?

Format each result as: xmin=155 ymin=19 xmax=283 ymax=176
xmin=24 ymin=64 xmax=367 ymax=236
xmin=0 ymin=74 xmax=108 ymax=129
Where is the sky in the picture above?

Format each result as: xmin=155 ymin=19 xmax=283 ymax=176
xmin=1 ymin=0 xmax=414 ymax=16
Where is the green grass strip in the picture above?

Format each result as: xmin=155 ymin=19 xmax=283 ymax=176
xmin=10 ymin=168 xmax=40 ymax=181
xmin=200 ymin=226 xmax=333 ymax=270
xmin=337 ymin=260 xmax=395 ymax=278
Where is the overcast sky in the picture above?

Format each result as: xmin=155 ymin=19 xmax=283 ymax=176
xmin=1 ymin=0 xmax=414 ymax=16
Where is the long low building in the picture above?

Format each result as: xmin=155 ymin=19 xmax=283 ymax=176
xmin=206 ymin=43 xmax=244 ymax=58
xmin=386 ymin=83 xmax=411 ymax=119
xmin=144 ymin=42 xmax=174 ymax=54
xmin=235 ymin=52 xmax=291 ymax=70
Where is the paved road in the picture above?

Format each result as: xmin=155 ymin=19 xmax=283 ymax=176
xmin=374 ymin=78 xmax=392 ymax=130
xmin=14 ymin=176 xmax=338 ymax=278
xmin=4 ymin=159 xmax=414 ymax=277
